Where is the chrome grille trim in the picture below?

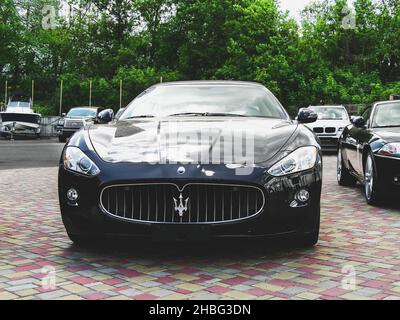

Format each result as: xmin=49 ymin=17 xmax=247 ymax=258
xmin=99 ymin=183 xmax=265 ymax=225
xmin=64 ymin=119 xmax=84 ymax=128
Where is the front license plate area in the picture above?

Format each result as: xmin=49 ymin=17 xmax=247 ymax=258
xmin=151 ymin=225 xmax=211 ymax=243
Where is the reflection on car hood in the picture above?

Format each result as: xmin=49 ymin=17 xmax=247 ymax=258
xmin=374 ymin=127 xmax=400 ymax=143
xmin=88 ymin=118 xmax=296 ymax=164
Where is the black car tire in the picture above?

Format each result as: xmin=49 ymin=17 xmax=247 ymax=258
xmin=364 ymin=152 xmax=382 ymax=206
xmin=337 ymin=147 xmax=357 ymax=186
xmin=58 ymin=134 xmax=67 ymax=143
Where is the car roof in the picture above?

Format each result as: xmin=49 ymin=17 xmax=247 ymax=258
xmin=70 ymin=106 xmax=100 ymax=109
xmin=152 ymin=80 xmax=264 ymax=88
xmin=308 ymin=105 xmax=345 ymax=108
xmin=373 ymin=100 xmax=400 ymax=107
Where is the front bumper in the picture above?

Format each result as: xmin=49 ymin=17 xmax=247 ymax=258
xmin=58 ymin=162 xmax=322 ymax=241
xmin=57 ymin=127 xmax=80 ymax=137
xmin=315 ymin=135 xmax=340 ymax=151
xmin=374 ymin=155 xmax=400 ymax=196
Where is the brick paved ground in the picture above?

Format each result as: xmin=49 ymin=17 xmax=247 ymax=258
xmin=1 ymin=156 xmax=400 ymax=300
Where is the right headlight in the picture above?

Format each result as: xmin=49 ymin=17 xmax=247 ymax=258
xmin=268 ymin=146 xmax=318 ymax=177
xmin=63 ymin=146 xmax=100 ymax=176
xmin=58 ymin=119 xmax=65 ymax=125
xmin=377 ymin=143 xmax=400 ymax=158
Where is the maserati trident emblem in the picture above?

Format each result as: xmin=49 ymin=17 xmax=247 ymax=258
xmin=177 ymin=166 xmax=186 ymax=174
xmin=173 ymin=193 xmax=189 ymax=217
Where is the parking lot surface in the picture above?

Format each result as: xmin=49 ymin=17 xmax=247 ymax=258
xmin=1 ymin=142 xmax=400 ymax=300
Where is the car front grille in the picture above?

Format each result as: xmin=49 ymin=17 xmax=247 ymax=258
xmin=313 ymin=127 xmax=323 ymax=133
xmin=64 ymin=119 xmax=84 ymax=128
xmin=325 ymin=127 xmax=336 ymax=134
xmin=100 ymin=183 xmax=265 ymax=224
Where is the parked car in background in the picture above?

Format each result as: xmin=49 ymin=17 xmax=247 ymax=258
xmin=57 ymin=107 xmax=105 ymax=142
xmin=59 ymin=81 xmax=322 ymax=247
xmin=304 ymin=105 xmax=350 ymax=151
xmin=337 ymin=100 xmax=400 ymax=205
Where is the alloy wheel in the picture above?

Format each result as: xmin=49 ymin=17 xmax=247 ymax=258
xmin=337 ymin=149 xmax=342 ymax=182
xmin=364 ymin=155 xmax=374 ymax=200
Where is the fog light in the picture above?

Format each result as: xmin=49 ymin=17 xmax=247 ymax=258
xmin=295 ymin=189 xmax=310 ymax=202
xmin=67 ymin=188 xmax=79 ymax=201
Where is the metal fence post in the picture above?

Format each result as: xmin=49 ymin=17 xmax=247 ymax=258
xmin=59 ymin=79 xmax=63 ymax=115
xmin=89 ymin=80 xmax=92 ymax=107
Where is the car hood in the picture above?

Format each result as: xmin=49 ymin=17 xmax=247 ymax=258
xmin=88 ymin=118 xmax=296 ymax=164
xmin=374 ymin=127 xmax=400 ymax=143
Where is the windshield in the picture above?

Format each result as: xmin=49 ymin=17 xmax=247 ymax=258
xmin=8 ymin=101 xmax=31 ymax=108
xmin=120 ymin=85 xmax=288 ymax=119
xmin=67 ymin=108 xmax=97 ymax=117
xmin=372 ymin=102 xmax=400 ymax=127
xmin=308 ymin=107 xmax=348 ymax=120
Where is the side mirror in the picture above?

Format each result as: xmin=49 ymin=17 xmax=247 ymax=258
xmin=97 ymin=109 xmax=114 ymax=124
xmin=61 ymin=113 xmax=66 ymax=117
xmin=351 ymin=116 xmax=366 ymax=128
xmin=297 ymin=108 xmax=318 ymax=124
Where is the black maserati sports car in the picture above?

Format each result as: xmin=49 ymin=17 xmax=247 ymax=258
xmin=337 ymin=100 xmax=400 ymax=205
xmin=59 ymin=81 xmax=322 ymax=246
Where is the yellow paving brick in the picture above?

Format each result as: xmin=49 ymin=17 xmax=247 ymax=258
xmin=15 ymin=289 xmax=39 ymax=297
xmin=160 ymin=293 xmax=188 ymax=300
xmin=224 ymin=291 xmax=255 ymax=300
xmin=55 ymin=295 xmax=84 ymax=300
xmin=390 ymin=286 xmax=400 ymax=293
xmin=368 ymin=262 xmax=394 ymax=269
xmin=314 ymin=270 xmax=342 ymax=277
xmin=92 ymin=275 xmax=111 ymax=281
xmin=341 ymin=293 xmax=372 ymax=300
xmin=172 ymin=274 xmax=199 ymax=281
xmin=106 ymin=295 xmax=132 ymax=300
xmin=12 ymin=259 xmax=33 ymax=266
xmin=274 ymin=272 xmax=298 ymax=280
xmin=295 ymin=278 xmax=320 ymax=286
xmin=130 ymin=276 xmax=156 ymax=283
xmin=309 ymin=264 xmax=333 ymax=271
xmin=6 ymin=272 xmax=35 ymax=280
xmin=212 ymin=273 xmax=233 ymax=280
xmin=296 ymin=292 xmax=321 ymax=300
xmin=176 ymin=283 xmax=205 ymax=292
xmin=63 ymin=283 xmax=90 ymax=294
xmin=89 ymin=284 xmax=114 ymax=291
xmin=0 ymin=292 xmax=18 ymax=300
xmin=254 ymin=283 xmax=284 ymax=292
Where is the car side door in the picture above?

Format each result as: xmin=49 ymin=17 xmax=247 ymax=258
xmin=342 ymin=108 xmax=371 ymax=177
xmin=352 ymin=107 xmax=373 ymax=176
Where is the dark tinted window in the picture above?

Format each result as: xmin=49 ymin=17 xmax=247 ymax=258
xmin=362 ymin=107 xmax=372 ymax=121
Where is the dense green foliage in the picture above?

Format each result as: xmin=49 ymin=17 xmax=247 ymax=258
xmin=0 ymin=0 xmax=399 ymax=115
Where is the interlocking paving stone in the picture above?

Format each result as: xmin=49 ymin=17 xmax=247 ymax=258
xmin=1 ymin=156 xmax=400 ymax=299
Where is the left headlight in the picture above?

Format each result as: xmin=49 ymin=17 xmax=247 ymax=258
xmin=63 ymin=147 xmax=100 ymax=176
xmin=58 ymin=119 xmax=64 ymax=125
xmin=377 ymin=143 xmax=400 ymax=158
xmin=268 ymin=146 xmax=318 ymax=177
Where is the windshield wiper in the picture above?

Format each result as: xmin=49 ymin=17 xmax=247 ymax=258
xmin=125 ymin=115 xmax=155 ymax=119
xmin=168 ymin=112 xmax=206 ymax=117
xmin=168 ymin=112 xmax=246 ymax=117
xmin=203 ymin=112 xmax=246 ymax=117
xmin=374 ymin=125 xmax=400 ymax=128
